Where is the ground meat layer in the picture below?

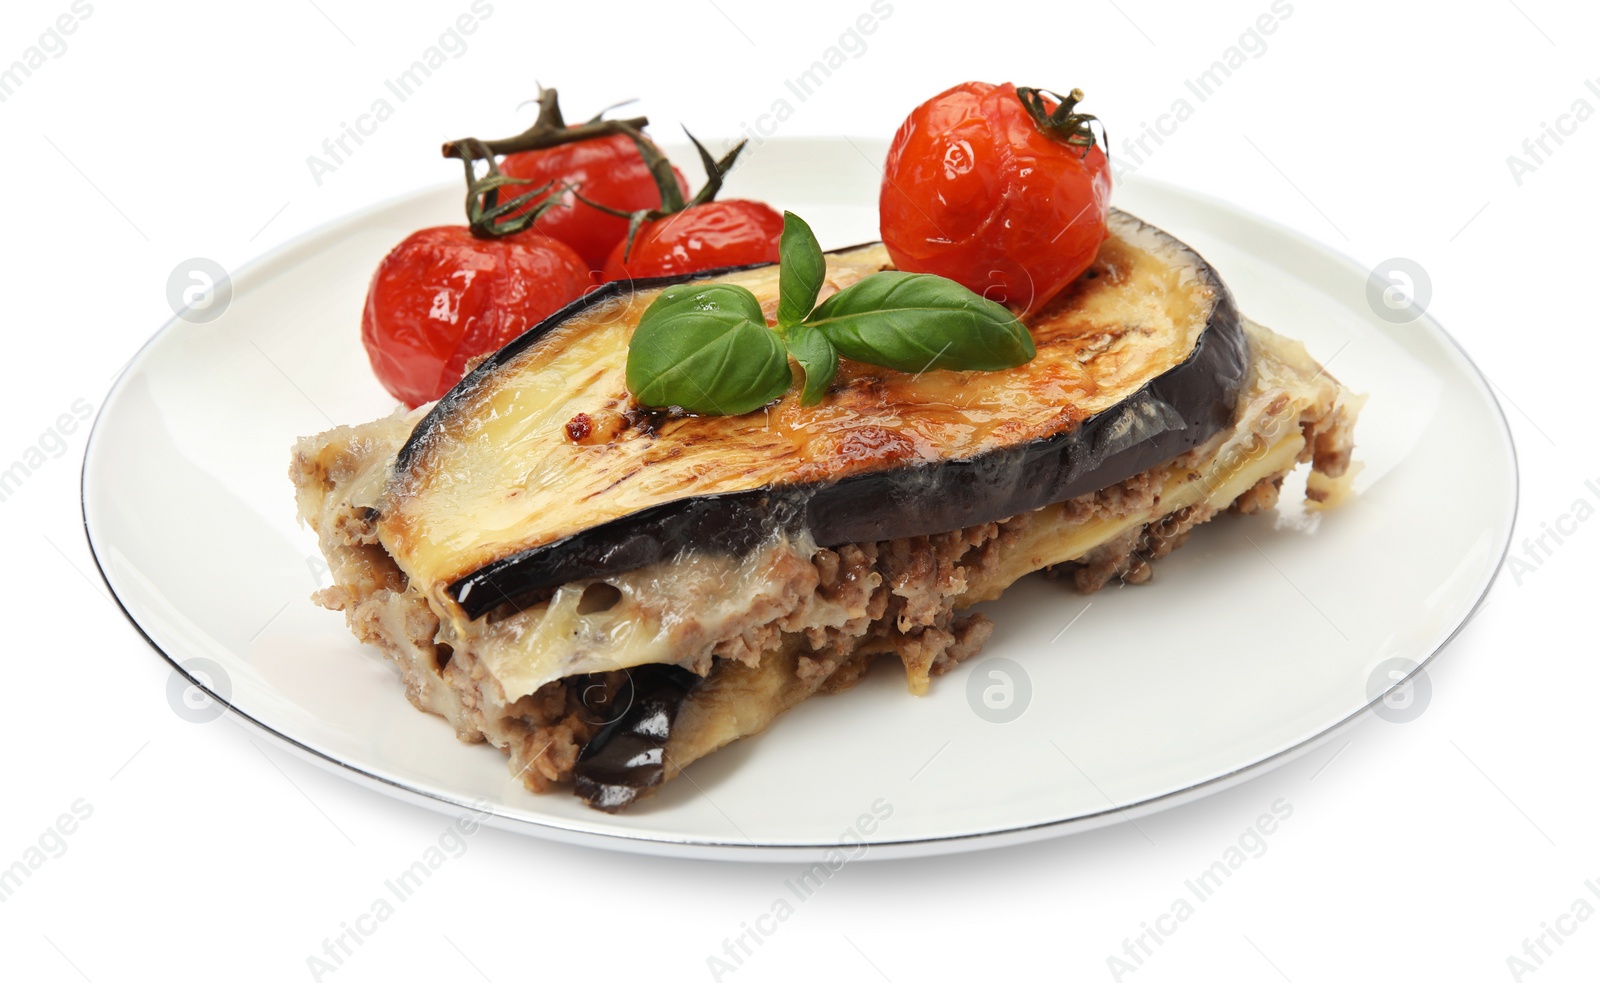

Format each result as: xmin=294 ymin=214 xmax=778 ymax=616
xmin=298 ymin=455 xmax=1286 ymax=796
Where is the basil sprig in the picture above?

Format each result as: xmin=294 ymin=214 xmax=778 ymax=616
xmin=624 ymin=212 xmax=1035 ymax=415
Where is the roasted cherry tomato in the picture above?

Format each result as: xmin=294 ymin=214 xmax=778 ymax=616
xmin=601 ymin=199 xmax=783 ymax=281
xmin=500 ymin=133 xmax=688 ymax=271
xmin=880 ymin=81 xmax=1112 ymax=315
xmin=362 ymin=226 xmax=588 ymax=407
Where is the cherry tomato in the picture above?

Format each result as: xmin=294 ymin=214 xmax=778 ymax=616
xmin=601 ymin=199 xmax=783 ymax=281
xmin=499 ymin=133 xmax=689 ymax=271
xmin=880 ymin=81 xmax=1112 ymax=316
xmin=361 ymin=226 xmax=589 ymax=407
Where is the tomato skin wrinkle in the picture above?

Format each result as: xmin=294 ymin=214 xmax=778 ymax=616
xmin=361 ymin=226 xmax=589 ymax=407
xmin=602 ymin=199 xmax=783 ymax=281
xmin=880 ymin=81 xmax=1112 ymax=317
xmin=500 ymin=132 xmax=689 ymax=271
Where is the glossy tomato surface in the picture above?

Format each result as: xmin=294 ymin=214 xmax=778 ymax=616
xmin=601 ymin=199 xmax=783 ymax=281
xmin=500 ymin=132 xmax=688 ymax=270
xmin=880 ymin=81 xmax=1112 ymax=315
xmin=361 ymin=226 xmax=588 ymax=407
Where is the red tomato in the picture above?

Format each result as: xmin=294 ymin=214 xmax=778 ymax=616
xmin=601 ymin=199 xmax=783 ymax=281
xmin=361 ymin=226 xmax=589 ymax=407
xmin=880 ymin=81 xmax=1112 ymax=315
xmin=499 ymin=133 xmax=689 ymax=270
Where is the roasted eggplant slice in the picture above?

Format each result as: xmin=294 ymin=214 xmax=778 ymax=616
xmin=379 ymin=210 xmax=1246 ymax=619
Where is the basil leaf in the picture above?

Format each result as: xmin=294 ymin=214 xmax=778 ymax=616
xmin=626 ymin=283 xmax=792 ymax=415
xmin=806 ymin=271 xmax=1036 ymax=373
xmin=784 ymin=323 xmax=837 ymax=406
xmin=777 ymin=211 xmax=826 ymax=328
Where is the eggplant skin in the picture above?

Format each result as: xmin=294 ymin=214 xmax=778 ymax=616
xmin=571 ymin=664 xmax=700 ymax=812
xmin=391 ymin=211 xmax=1247 ymax=620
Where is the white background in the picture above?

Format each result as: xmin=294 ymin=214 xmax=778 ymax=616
xmin=2 ymin=0 xmax=1596 ymax=980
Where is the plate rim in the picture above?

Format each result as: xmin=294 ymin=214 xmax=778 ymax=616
xmin=80 ymin=142 xmax=1520 ymax=861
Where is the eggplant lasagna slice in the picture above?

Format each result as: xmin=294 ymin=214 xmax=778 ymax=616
xmin=292 ymin=210 xmax=1360 ymax=812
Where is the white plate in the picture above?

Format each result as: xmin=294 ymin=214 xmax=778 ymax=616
xmin=82 ymin=137 xmax=1517 ymax=861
